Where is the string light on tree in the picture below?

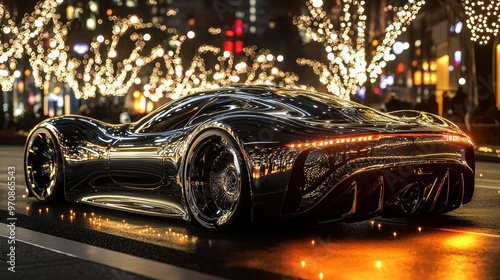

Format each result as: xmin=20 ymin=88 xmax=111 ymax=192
xmin=1 ymin=0 xmax=309 ymax=103
xmin=0 ymin=3 xmax=21 ymax=91
xmin=294 ymin=0 xmax=424 ymax=99
xmin=63 ymin=15 xmax=308 ymax=100
xmin=463 ymin=0 xmax=500 ymax=45
xmin=0 ymin=0 xmax=64 ymax=91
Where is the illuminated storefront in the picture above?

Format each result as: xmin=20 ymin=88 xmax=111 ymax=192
xmin=496 ymin=41 xmax=500 ymax=110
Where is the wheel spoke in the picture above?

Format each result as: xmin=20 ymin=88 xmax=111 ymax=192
xmin=186 ymin=133 xmax=245 ymax=228
xmin=25 ymin=130 xmax=60 ymax=201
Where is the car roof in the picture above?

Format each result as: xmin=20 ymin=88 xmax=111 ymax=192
xmin=219 ymin=84 xmax=362 ymax=109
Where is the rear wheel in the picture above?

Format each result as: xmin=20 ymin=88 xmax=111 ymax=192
xmin=24 ymin=128 xmax=64 ymax=202
xmin=184 ymin=130 xmax=249 ymax=230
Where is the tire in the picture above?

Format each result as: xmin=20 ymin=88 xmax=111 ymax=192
xmin=183 ymin=129 xmax=249 ymax=230
xmin=24 ymin=128 xmax=64 ymax=202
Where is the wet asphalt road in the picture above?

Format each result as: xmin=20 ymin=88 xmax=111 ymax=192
xmin=1 ymin=145 xmax=500 ymax=279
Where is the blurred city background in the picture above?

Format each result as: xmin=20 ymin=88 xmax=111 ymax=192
xmin=1 ymin=0 xmax=499 ymax=147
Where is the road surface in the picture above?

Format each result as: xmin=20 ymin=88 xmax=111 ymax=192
xmin=1 ymin=145 xmax=500 ymax=279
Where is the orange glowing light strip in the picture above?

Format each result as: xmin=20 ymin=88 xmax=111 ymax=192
xmin=286 ymin=133 xmax=472 ymax=149
xmin=287 ymin=135 xmax=378 ymax=149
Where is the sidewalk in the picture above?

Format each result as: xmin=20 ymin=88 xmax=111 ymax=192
xmin=475 ymin=143 xmax=500 ymax=162
xmin=0 ymin=224 xmax=223 ymax=280
xmin=1 ymin=236 xmax=151 ymax=280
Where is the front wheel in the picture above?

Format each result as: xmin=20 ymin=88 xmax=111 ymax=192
xmin=24 ymin=127 xmax=64 ymax=202
xmin=184 ymin=130 xmax=249 ymax=230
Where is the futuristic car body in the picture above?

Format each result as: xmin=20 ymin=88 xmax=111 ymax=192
xmin=24 ymin=85 xmax=475 ymax=230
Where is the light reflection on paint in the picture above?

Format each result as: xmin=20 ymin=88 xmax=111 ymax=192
xmin=28 ymin=206 xmax=199 ymax=252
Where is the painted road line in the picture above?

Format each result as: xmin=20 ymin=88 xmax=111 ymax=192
xmin=475 ymin=179 xmax=500 ymax=189
xmin=426 ymin=227 xmax=500 ymax=239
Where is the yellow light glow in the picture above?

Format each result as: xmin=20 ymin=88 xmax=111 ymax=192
xmin=430 ymin=72 xmax=437 ymax=85
xmin=445 ymin=234 xmax=477 ymax=249
xmin=497 ymin=44 xmax=500 ymax=110
xmin=423 ymin=72 xmax=430 ymax=85
xmin=53 ymin=86 xmax=61 ymax=95
xmin=414 ymin=71 xmax=422 ymax=86
xmin=422 ymin=61 xmax=429 ymax=71
xmin=436 ymin=55 xmax=450 ymax=116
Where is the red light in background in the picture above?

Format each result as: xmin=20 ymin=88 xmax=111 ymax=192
xmin=234 ymin=19 xmax=243 ymax=36
xmin=373 ymin=87 xmax=381 ymax=95
xmin=235 ymin=40 xmax=243 ymax=53
xmin=223 ymin=20 xmax=243 ymax=55
xmin=396 ymin=62 xmax=404 ymax=74
xmin=223 ymin=40 xmax=234 ymax=53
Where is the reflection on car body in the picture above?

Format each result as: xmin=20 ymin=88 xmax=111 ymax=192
xmin=24 ymin=85 xmax=475 ymax=230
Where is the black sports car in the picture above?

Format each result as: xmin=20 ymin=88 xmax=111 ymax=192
xmin=24 ymin=85 xmax=475 ymax=230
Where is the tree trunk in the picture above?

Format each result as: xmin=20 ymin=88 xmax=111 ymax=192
xmin=473 ymin=41 xmax=496 ymax=119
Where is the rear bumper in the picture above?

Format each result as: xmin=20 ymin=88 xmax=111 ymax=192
xmin=248 ymin=132 xmax=475 ymax=224
xmin=285 ymin=162 xmax=474 ymax=224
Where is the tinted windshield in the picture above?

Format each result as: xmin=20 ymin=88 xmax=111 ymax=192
xmin=251 ymin=90 xmax=401 ymax=123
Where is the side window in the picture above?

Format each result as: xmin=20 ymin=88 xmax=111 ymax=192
xmin=188 ymin=97 xmax=249 ymax=125
xmin=136 ymin=97 xmax=208 ymax=133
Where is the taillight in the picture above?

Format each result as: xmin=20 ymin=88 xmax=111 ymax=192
xmin=286 ymin=133 xmax=472 ymax=149
xmin=287 ymin=135 xmax=378 ymax=149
